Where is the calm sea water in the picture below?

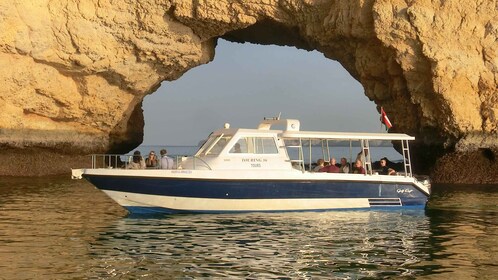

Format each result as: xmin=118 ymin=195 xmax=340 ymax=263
xmin=0 ymin=177 xmax=496 ymax=279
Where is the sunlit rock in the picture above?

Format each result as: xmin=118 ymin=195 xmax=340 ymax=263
xmin=0 ymin=0 xmax=496 ymax=182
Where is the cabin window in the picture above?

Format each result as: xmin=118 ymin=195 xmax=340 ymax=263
xmin=230 ymin=137 xmax=278 ymax=154
xmin=255 ymin=137 xmax=278 ymax=154
xmin=230 ymin=138 xmax=248 ymax=153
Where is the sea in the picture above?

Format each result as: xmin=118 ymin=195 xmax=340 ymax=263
xmin=0 ymin=146 xmax=497 ymax=279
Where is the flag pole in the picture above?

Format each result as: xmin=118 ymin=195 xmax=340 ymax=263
xmin=380 ymin=107 xmax=383 ymax=133
xmin=380 ymin=106 xmax=392 ymax=133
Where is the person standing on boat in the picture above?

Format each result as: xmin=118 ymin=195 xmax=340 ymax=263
xmin=352 ymin=159 xmax=366 ymax=174
xmin=160 ymin=149 xmax=174 ymax=169
xmin=356 ymin=149 xmax=369 ymax=162
xmin=339 ymin=157 xmax=349 ymax=173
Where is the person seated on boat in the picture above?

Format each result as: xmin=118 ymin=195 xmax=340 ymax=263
xmin=379 ymin=157 xmax=396 ymax=175
xmin=339 ymin=157 xmax=349 ymax=173
xmin=231 ymin=143 xmax=242 ymax=153
xmin=352 ymin=159 xmax=366 ymax=174
xmin=317 ymin=161 xmax=329 ymax=172
xmin=320 ymin=158 xmax=340 ymax=173
xmin=160 ymin=149 xmax=174 ymax=169
xmin=291 ymin=162 xmax=303 ymax=170
xmin=145 ymin=151 xmax=158 ymax=168
xmin=127 ymin=150 xmax=146 ymax=169
xmin=313 ymin=159 xmax=325 ymax=172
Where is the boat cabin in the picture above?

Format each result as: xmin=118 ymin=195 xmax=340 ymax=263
xmin=179 ymin=118 xmax=415 ymax=177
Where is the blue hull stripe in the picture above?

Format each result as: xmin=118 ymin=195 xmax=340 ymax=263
xmin=124 ymin=205 xmax=426 ymax=215
xmin=85 ymin=175 xmax=428 ymax=206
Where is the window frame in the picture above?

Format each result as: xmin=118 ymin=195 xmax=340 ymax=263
xmin=229 ymin=136 xmax=279 ymax=155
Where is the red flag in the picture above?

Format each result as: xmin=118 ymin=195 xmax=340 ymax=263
xmin=380 ymin=107 xmax=392 ymax=129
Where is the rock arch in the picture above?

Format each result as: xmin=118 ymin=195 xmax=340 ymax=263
xmin=0 ymin=1 xmax=496 ymax=182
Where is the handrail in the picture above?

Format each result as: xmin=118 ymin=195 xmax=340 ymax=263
xmin=283 ymin=137 xmax=305 ymax=172
xmin=90 ymin=154 xmax=129 ymax=169
xmin=87 ymin=154 xmax=213 ymax=170
xmin=91 ymin=154 xmax=157 ymax=169
xmin=186 ymin=156 xmax=212 ymax=170
xmin=401 ymin=140 xmax=413 ymax=177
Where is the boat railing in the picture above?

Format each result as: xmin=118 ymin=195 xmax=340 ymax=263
xmin=90 ymin=154 xmax=128 ymax=169
xmin=88 ymin=154 xmax=212 ymax=170
xmin=179 ymin=156 xmax=213 ymax=170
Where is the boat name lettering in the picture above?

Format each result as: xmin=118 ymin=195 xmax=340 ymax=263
xmin=396 ymin=188 xmax=413 ymax=193
xmin=242 ymin=158 xmax=268 ymax=162
xmin=172 ymin=170 xmax=192 ymax=174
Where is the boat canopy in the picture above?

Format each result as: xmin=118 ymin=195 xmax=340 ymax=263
xmin=253 ymin=118 xmax=415 ymax=141
xmin=280 ymin=131 xmax=415 ymax=141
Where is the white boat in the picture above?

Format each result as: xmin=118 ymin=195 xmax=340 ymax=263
xmin=71 ymin=117 xmax=431 ymax=214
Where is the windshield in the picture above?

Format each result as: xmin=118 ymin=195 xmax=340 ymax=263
xmin=196 ymin=134 xmax=233 ymax=156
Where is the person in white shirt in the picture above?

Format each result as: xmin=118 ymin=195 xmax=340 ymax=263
xmin=160 ymin=149 xmax=174 ymax=169
xmin=339 ymin=157 xmax=350 ymax=173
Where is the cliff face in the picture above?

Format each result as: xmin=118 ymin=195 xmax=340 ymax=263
xmin=0 ymin=0 xmax=497 ymax=182
xmin=0 ymin=0 xmax=215 ymax=155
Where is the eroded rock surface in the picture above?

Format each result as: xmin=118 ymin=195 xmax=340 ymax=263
xmin=0 ymin=0 xmax=497 ymax=182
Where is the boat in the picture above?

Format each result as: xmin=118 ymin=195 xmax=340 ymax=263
xmin=71 ymin=117 xmax=431 ymax=214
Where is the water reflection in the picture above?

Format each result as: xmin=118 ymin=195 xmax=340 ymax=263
xmin=0 ymin=176 xmax=125 ymax=280
xmin=86 ymin=211 xmax=434 ymax=279
xmin=422 ymin=184 xmax=498 ymax=280
xmin=0 ymin=178 xmax=496 ymax=279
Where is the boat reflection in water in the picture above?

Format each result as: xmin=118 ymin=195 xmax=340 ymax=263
xmin=72 ymin=117 xmax=431 ymax=214
xmin=89 ymin=210 xmax=434 ymax=278
xmin=1 ymin=177 xmax=495 ymax=279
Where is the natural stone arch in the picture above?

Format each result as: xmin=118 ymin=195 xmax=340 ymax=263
xmin=0 ymin=0 xmax=496 ymax=182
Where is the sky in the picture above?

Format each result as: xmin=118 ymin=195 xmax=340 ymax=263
xmin=142 ymin=39 xmax=381 ymax=146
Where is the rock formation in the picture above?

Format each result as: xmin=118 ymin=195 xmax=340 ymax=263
xmin=0 ymin=0 xmax=496 ymax=182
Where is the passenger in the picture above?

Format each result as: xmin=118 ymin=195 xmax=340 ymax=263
xmin=127 ymin=150 xmax=146 ymax=169
xmin=320 ymin=158 xmax=340 ymax=173
xmin=292 ymin=162 xmax=303 ymax=170
xmin=352 ymin=159 xmax=366 ymax=174
xmin=313 ymin=159 xmax=325 ymax=172
xmin=379 ymin=157 xmax=396 ymax=175
xmin=145 ymin=151 xmax=158 ymax=168
xmin=160 ymin=149 xmax=174 ymax=169
xmin=356 ymin=149 xmax=369 ymax=162
xmin=232 ymin=143 xmax=242 ymax=153
xmin=339 ymin=157 xmax=349 ymax=173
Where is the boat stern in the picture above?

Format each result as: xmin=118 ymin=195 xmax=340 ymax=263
xmin=414 ymin=175 xmax=432 ymax=196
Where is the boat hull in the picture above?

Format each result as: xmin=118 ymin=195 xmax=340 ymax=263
xmin=84 ymin=174 xmax=429 ymax=214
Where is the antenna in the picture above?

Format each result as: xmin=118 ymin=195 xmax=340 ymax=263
xmin=264 ymin=112 xmax=282 ymax=121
